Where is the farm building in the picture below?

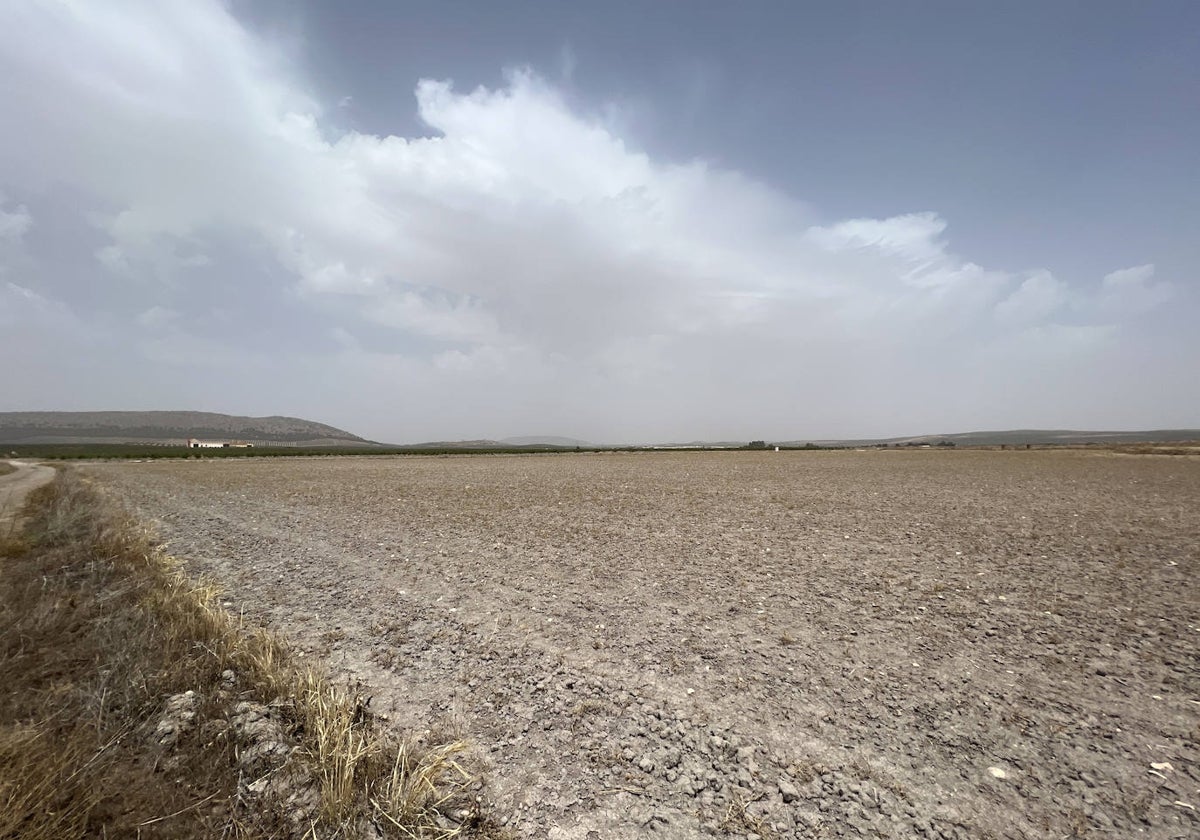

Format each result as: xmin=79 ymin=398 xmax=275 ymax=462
xmin=186 ymin=438 xmax=253 ymax=449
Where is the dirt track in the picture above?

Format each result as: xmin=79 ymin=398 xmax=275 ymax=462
xmin=0 ymin=460 xmax=55 ymax=534
xmin=86 ymin=450 xmax=1199 ymax=839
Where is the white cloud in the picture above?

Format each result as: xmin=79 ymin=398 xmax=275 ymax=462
xmin=808 ymin=212 xmax=948 ymax=270
xmin=4 ymin=281 xmax=45 ymax=305
xmin=0 ymin=281 xmax=80 ymax=332
xmin=0 ymin=197 xmax=31 ymax=241
xmin=0 ymin=196 xmax=32 ymax=283
xmin=995 ymin=270 xmax=1068 ymax=326
xmin=1096 ymin=264 xmax=1171 ymax=317
xmin=136 ymin=305 xmax=178 ymax=330
xmin=0 ymin=1 xmax=1185 ymax=438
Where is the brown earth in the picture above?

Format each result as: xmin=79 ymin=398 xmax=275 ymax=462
xmin=84 ymin=450 xmax=1200 ymax=839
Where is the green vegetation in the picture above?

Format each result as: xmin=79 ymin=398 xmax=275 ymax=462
xmin=2 ymin=442 xmax=844 ymax=461
xmin=3 ymin=443 xmax=407 ymax=460
xmin=4 ymin=443 xmax=591 ymax=460
xmin=0 ymin=470 xmax=509 ymax=839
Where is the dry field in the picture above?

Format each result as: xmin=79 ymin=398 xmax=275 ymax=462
xmin=85 ymin=450 xmax=1199 ymax=839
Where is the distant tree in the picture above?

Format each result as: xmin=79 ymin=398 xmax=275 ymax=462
xmin=747 ymin=440 xmax=768 ymax=449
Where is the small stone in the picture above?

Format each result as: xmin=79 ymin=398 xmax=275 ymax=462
xmin=779 ymin=778 xmax=800 ymax=803
xmin=987 ymin=766 xmax=1007 ymax=779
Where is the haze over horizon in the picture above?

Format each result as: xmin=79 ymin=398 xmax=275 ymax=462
xmin=2 ymin=2 xmax=1197 ymax=443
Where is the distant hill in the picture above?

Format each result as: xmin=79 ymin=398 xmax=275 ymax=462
xmin=398 ymin=438 xmax=583 ymax=450
xmin=783 ymin=429 xmax=1200 ymax=448
xmin=0 ymin=411 xmax=375 ymax=447
xmin=397 ymin=428 xmax=1200 ymax=451
xmin=500 ymin=435 xmax=590 ymax=447
xmin=399 ymin=439 xmax=507 ymax=449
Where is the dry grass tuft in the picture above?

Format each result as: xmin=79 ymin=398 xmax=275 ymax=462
xmin=718 ymin=793 xmax=775 ymax=838
xmin=0 ymin=470 xmax=510 ymax=839
xmin=0 ymin=723 xmax=106 ymax=838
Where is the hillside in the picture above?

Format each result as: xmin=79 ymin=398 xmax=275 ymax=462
xmin=500 ymin=435 xmax=591 ymax=447
xmin=0 ymin=411 xmax=375 ymax=447
xmin=788 ymin=428 xmax=1200 ymax=448
xmin=396 ymin=428 xmax=1200 ymax=451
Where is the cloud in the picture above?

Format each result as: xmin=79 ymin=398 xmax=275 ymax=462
xmin=995 ymin=270 xmax=1068 ymax=326
xmin=0 ymin=280 xmax=81 ymax=333
xmin=558 ymin=43 xmax=577 ymax=83
xmin=0 ymin=196 xmax=31 ymax=241
xmin=1096 ymin=264 xmax=1171 ymax=317
xmin=136 ymin=305 xmax=179 ymax=330
xmin=0 ymin=1 xmax=1185 ymax=439
xmin=808 ymin=212 xmax=950 ymax=272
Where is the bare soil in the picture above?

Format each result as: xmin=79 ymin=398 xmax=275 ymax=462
xmin=85 ymin=450 xmax=1200 ymax=839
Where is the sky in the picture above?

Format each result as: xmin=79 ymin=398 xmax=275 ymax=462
xmin=0 ymin=1 xmax=1196 ymax=444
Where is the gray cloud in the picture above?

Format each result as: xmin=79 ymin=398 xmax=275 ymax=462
xmin=0 ymin=2 xmax=1192 ymax=442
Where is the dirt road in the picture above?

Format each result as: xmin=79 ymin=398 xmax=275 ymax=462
xmin=86 ymin=451 xmax=1199 ymax=839
xmin=0 ymin=460 xmax=54 ymax=535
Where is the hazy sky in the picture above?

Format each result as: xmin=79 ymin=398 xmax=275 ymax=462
xmin=1 ymin=1 xmax=1196 ymax=443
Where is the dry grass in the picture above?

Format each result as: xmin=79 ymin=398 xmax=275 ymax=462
xmin=0 ymin=470 xmax=509 ymax=839
xmin=0 ymin=462 xmax=16 ymax=477
xmin=718 ymin=793 xmax=775 ymax=838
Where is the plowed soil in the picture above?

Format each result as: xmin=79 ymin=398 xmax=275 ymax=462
xmin=85 ymin=450 xmax=1199 ymax=839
